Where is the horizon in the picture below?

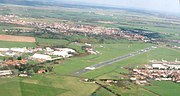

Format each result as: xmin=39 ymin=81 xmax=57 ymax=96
xmin=57 ymin=0 xmax=180 ymax=14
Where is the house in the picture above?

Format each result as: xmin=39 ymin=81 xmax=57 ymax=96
xmin=5 ymin=59 xmax=27 ymax=65
xmin=167 ymin=65 xmax=180 ymax=70
xmin=31 ymin=53 xmax=52 ymax=61
xmin=0 ymin=53 xmax=5 ymax=56
xmin=130 ymin=77 xmax=137 ymax=81
xmin=10 ymin=48 xmax=28 ymax=53
xmin=37 ymin=70 xmax=46 ymax=74
xmin=19 ymin=74 xmax=28 ymax=77
xmin=83 ymin=79 xmax=95 ymax=83
xmin=136 ymin=80 xmax=148 ymax=85
xmin=55 ymin=48 xmax=76 ymax=53
xmin=52 ymin=51 xmax=72 ymax=58
xmin=52 ymin=48 xmax=76 ymax=57
xmin=5 ymin=52 xmax=16 ymax=57
xmin=85 ymin=43 xmax=92 ymax=46
xmin=46 ymin=47 xmax=54 ymax=52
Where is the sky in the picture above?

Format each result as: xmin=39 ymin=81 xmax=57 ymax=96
xmin=59 ymin=0 xmax=180 ymax=14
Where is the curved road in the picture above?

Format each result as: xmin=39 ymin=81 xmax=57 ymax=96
xmin=73 ymin=46 xmax=157 ymax=76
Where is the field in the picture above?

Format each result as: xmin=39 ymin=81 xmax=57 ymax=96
xmin=36 ymin=37 xmax=69 ymax=46
xmin=0 ymin=75 xmax=98 ymax=96
xmin=0 ymin=40 xmax=36 ymax=48
xmin=91 ymin=88 xmax=116 ymax=96
xmin=0 ymin=34 xmax=35 ymax=42
xmin=144 ymin=81 xmax=180 ymax=96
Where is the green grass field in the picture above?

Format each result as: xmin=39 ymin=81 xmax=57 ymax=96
xmin=144 ymin=81 xmax=180 ymax=96
xmin=106 ymin=84 xmax=158 ymax=96
xmin=20 ymin=83 xmax=66 ymax=96
xmin=0 ymin=74 xmax=98 ymax=96
xmin=0 ymin=77 xmax=66 ymax=96
xmin=91 ymin=88 xmax=116 ymax=96
xmin=36 ymin=37 xmax=69 ymax=46
xmin=0 ymin=40 xmax=36 ymax=48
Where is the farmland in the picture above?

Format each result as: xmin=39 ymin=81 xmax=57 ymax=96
xmin=36 ymin=37 xmax=69 ymax=46
xmin=0 ymin=34 xmax=35 ymax=42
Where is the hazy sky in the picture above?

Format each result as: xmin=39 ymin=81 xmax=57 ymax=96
xmin=60 ymin=0 xmax=180 ymax=13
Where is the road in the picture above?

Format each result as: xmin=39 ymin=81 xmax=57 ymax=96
xmin=73 ymin=46 xmax=157 ymax=76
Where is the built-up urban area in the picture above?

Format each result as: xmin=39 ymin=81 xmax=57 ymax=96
xmin=130 ymin=60 xmax=180 ymax=85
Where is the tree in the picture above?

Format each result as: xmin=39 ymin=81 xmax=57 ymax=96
xmin=3 ymin=57 xmax=5 ymax=61
xmin=99 ymin=38 xmax=105 ymax=43
xmin=47 ymin=67 xmax=53 ymax=72
xmin=17 ymin=56 xmax=22 ymax=60
xmin=8 ymin=57 xmax=13 ymax=61
xmin=33 ymin=66 xmax=40 ymax=73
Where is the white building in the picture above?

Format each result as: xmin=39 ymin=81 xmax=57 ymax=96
xmin=52 ymin=48 xmax=76 ymax=57
xmin=152 ymin=64 xmax=167 ymax=69
xmin=52 ymin=51 xmax=72 ymax=58
xmin=31 ymin=53 xmax=52 ymax=60
xmin=5 ymin=52 xmax=16 ymax=57
xmin=46 ymin=47 xmax=54 ymax=52
xmin=0 ymin=70 xmax=12 ymax=76
xmin=85 ymin=43 xmax=92 ymax=46
xmin=10 ymin=48 xmax=28 ymax=53
xmin=19 ymin=74 xmax=28 ymax=77
xmin=0 ymin=48 xmax=9 ymax=52
xmin=55 ymin=48 xmax=76 ymax=53
xmin=0 ymin=53 xmax=5 ymax=56
xmin=167 ymin=65 xmax=180 ymax=70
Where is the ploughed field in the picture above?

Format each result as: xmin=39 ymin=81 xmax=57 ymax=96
xmin=0 ymin=34 xmax=35 ymax=42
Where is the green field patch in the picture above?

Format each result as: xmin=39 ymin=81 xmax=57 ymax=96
xmin=91 ymin=88 xmax=116 ymax=96
xmin=0 ymin=40 xmax=36 ymax=48
xmin=20 ymin=82 xmax=66 ymax=96
xmin=36 ymin=37 xmax=69 ymax=46
xmin=146 ymin=47 xmax=180 ymax=61
xmin=144 ymin=81 xmax=180 ymax=96
xmin=41 ymin=75 xmax=98 ymax=96
xmin=0 ymin=78 xmax=22 ymax=96
xmin=0 ymin=77 xmax=66 ymax=96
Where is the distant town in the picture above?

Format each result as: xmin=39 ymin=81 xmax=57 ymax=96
xmin=0 ymin=15 xmax=147 ymax=41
